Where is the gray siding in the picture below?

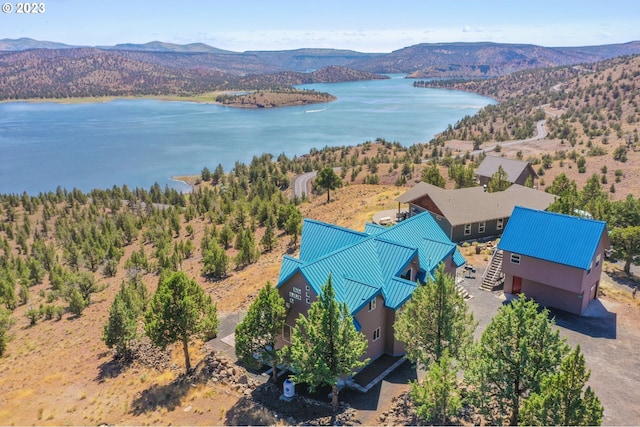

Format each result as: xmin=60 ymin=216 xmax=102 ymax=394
xmin=452 ymin=217 xmax=509 ymax=243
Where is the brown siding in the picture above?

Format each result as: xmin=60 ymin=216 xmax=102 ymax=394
xmin=276 ymin=272 xmax=316 ymax=349
xmin=514 ymin=169 xmax=534 ymax=186
xmin=277 ymin=274 xmax=391 ymax=362
xmin=411 ymin=194 xmax=444 ymax=216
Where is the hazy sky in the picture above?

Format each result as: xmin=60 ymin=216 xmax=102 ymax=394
xmin=2 ymin=0 xmax=638 ymax=52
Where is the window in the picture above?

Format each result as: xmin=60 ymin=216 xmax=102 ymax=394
xmin=282 ymin=324 xmax=292 ymax=343
xmin=400 ymin=268 xmax=412 ymax=281
xmin=306 ymin=297 xmax=311 ymax=304
xmin=464 ymin=224 xmax=472 ymax=235
xmin=510 ymin=254 xmax=521 ymax=264
xmin=497 ymin=218 xmax=504 ymax=230
xmin=373 ymin=327 xmax=381 ymax=341
xmin=369 ymin=298 xmax=376 ymax=311
xmin=595 ymin=254 xmax=601 ymax=267
xmin=478 ymin=221 xmax=486 ymax=233
xmin=587 ymin=261 xmax=592 ymax=275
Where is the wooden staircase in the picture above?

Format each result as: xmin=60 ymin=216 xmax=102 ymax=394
xmin=480 ymin=249 xmax=504 ymax=291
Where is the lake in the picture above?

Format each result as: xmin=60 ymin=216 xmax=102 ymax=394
xmin=0 ymin=75 xmax=495 ymax=195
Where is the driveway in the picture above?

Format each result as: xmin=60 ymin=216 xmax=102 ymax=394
xmin=460 ymin=271 xmax=640 ymax=426
xmin=207 ymin=272 xmax=640 ymax=425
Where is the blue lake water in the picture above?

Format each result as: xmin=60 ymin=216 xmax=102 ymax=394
xmin=0 ymin=75 xmax=495 ymax=195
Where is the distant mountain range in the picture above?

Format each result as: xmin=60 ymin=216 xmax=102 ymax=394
xmin=1 ymin=37 xmax=640 ymax=100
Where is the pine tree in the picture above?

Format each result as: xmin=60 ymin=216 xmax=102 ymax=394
xmin=235 ymin=229 xmax=259 ymax=268
xmin=202 ymin=239 xmax=229 ymax=279
xmin=315 ymin=167 xmax=342 ymax=203
xmin=0 ymin=307 xmax=15 ymax=356
xmin=103 ymin=278 xmax=148 ymax=358
xmin=285 ymin=206 xmax=302 ymax=246
xmin=520 ymin=345 xmax=603 ymax=426
xmin=465 ymin=296 xmax=569 ymax=426
xmin=235 ymin=282 xmax=286 ymax=381
xmin=487 ymin=165 xmax=511 ymax=192
xmin=288 ymin=275 xmax=368 ymax=413
xmin=395 ymin=263 xmax=476 ymax=370
xmin=421 ymin=163 xmax=446 ymax=188
xmin=411 ymin=349 xmax=462 ymax=425
xmin=144 ymin=271 xmax=218 ymax=373
xmin=103 ymin=292 xmax=138 ymax=358
xmin=609 ymin=226 xmax=640 ymax=274
xmin=260 ymin=215 xmax=277 ymax=252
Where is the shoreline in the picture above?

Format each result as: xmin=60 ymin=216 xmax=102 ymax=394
xmin=0 ymin=92 xmax=223 ymax=105
xmin=0 ymin=91 xmax=338 ymax=109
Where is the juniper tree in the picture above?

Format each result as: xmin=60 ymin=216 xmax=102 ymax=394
xmin=520 ymin=345 xmax=603 ymax=426
xmin=234 ymin=282 xmax=286 ymax=381
xmin=144 ymin=271 xmax=218 ymax=373
xmin=411 ymin=349 xmax=462 ymax=425
xmin=465 ymin=296 xmax=569 ymax=426
xmin=0 ymin=307 xmax=15 ymax=356
xmin=487 ymin=165 xmax=511 ymax=192
xmin=395 ymin=263 xmax=476 ymax=370
xmin=103 ymin=278 xmax=148 ymax=358
xmin=421 ymin=163 xmax=446 ymax=188
xmin=315 ymin=167 xmax=342 ymax=203
xmin=288 ymin=275 xmax=368 ymax=413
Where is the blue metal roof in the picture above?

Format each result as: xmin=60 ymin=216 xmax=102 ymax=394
xmin=383 ymin=277 xmax=418 ymax=309
xmin=497 ymin=206 xmax=608 ymax=270
xmin=277 ymin=211 xmax=466 ymax=314
xmin=278 ymin=255 xmax=303 ymax=284
xmin=364 ymin=222 xmax=387 ymax=235
xmin=298 ymin=219 xmax=368 ymax=262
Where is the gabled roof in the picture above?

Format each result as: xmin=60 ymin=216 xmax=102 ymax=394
xmin=497 ymin=206 xmax=610 ymax=270
xmin=298 ymin=219 xmax=369 ymax=262
xmin=476 ymin=155 xmax=537 ymax=182
xmin=396 ymin=183 xmax=556 ymax=226
xmin=277 ymin=211 xmax=465 ymax=314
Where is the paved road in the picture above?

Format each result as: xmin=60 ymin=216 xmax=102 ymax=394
xmin=291 ymin=170 xmax=317 ymax=199
xmin=291 ymin=167 xmax=341 ymax=199
xmin=469 ymin=118 xmax=548 ymax=157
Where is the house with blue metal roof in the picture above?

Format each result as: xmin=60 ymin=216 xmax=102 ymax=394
xmin=276 ymin=211 xmax=465 ymax=362
xmin=498 ymin=206 xmax=610 ymax=315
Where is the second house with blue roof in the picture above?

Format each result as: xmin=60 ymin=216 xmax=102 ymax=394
xmin=498 ymin=206 xmax=611 ymax=315
xmin=276 ymin=211 xmax=465 ymax=363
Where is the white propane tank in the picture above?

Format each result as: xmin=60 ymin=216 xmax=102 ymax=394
xmin=283 ymin=378 xmax=295 ymax=398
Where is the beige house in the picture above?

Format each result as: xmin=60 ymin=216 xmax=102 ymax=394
xmin=396 ymin=183 xmax=556 ymax=243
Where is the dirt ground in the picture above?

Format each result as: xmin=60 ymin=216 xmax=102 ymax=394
xmin=1 ymin=180 xmax=639 ymax=425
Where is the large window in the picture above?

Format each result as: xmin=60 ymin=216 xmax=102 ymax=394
xmin=283 ymin=324 xmax=292 ymax=343
xmin=373 ymin=327 xmax=381 ymax=341
xmin=510 ymin=254 xmax=521 ymax=265
xmin=464 ymin=224 xmax=472 ymax=235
